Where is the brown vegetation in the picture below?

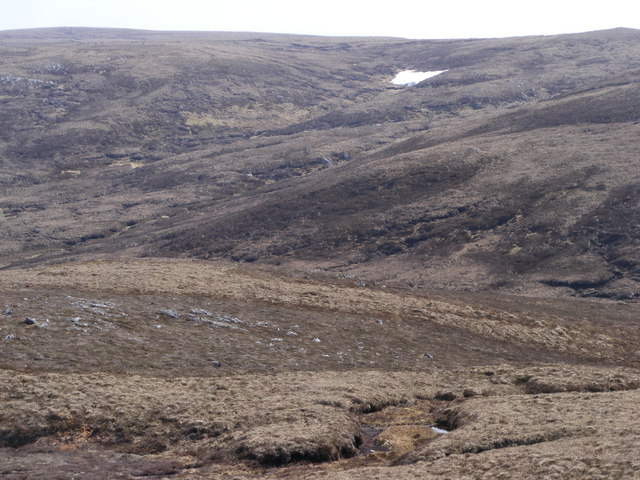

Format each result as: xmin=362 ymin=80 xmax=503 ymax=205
xmin=1 ymin=28 xmax=639 ymax=299
xmin=1 ymin=27 xmax=639 ymax=479
xmin=1 ymin=259 xmax=639 ymax=478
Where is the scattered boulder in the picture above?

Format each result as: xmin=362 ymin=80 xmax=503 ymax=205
xmin=159 ymin=308 xmax=181 ymax=319
xmin=23 ymin=317 xmax=37 ymax=325
xmin=217 ymin=315 xmax=242 ymax=324
xmin=189 ymin=315 xmax=244 ymax=330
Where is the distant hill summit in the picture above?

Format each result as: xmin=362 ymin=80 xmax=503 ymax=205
xmin=1 ymin=27 xmax=639 ymax=300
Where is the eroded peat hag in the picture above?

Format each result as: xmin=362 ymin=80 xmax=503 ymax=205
xmin=1 ymin=27 xmax=639 ymax=479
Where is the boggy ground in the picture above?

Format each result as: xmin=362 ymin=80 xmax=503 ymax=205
xmin=1 ymin=259 xmax=639 ymax=479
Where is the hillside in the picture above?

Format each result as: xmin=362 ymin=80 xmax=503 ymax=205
xmin=1 ymin=27 xmax=640 ymax=480
xmin=0 ymin=27 xmax=639 ymax=299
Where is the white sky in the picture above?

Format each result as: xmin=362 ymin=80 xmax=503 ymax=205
xmin=1 ymin=0 xmax=639 ymax=39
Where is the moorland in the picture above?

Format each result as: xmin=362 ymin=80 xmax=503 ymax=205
xmin=0 ymin=27 xmax=639 ymax=479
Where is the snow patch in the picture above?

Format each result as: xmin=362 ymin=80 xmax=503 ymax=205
xmin=391 ymin=69 xmax=448 ymax=86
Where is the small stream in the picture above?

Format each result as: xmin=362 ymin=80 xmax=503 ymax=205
xmin=357 ymin=426 xmax=390 ymax=455
xmin=358 ymin=425 xmax=449 ymax=456
xmin=358 ymin=424 xmax=449 ymax=456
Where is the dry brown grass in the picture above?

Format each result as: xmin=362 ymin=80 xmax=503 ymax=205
xmin=0 ymin=368 xmax=501 ymax=464
xmin=414 ymin=389 xmax=640 ymax=459
xmin=1 ymin=259 xmax=639 ymax=479
xmin=1 ymin=259 xmax=635 ymax=365
xmin=1 ymin=364 xmax=638 ymax=478
xmin=266 ymin=434 xmax=640 ymax=479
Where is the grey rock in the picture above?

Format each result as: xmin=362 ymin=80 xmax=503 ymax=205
xmin=216 ymin=315 xmax=242 ymax=324
xmin=189 ymin=315 xmax=243 ymax=330
xmin=88 ymin=302 xmax=111 ymax=309
xmin=190 ymin=307 xmax=212 ymax=317
xmin=208 ymin=320 xmax=242 ymax=330
xmin=321 ymin=156 xmax=334 ymax=167
xmin=24 ymin=317 xmax=37 ymax=325
xmin=159 ymin=308 xmax=181 ymax=319
xmin=3 ymin=307 xmax=13 ymax=315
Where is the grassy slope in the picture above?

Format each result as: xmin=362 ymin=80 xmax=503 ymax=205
xmin=0 ymin=28 xmax=639 ymax=299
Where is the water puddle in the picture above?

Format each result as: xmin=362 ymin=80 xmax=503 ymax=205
xmin=358 ymin=426 xmax=390 ymax=455
xmin=431 ymin=426 xmax=449 ymax=434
